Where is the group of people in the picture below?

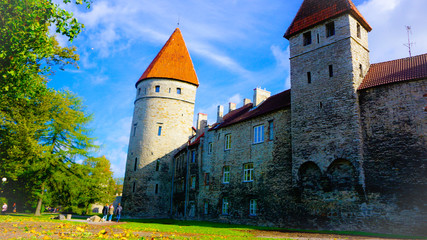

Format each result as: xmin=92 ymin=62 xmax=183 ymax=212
xmin=2 ymin=203 xmax=16 ymax=214
xmin=102 ymin=203 xmax=122 ymax=222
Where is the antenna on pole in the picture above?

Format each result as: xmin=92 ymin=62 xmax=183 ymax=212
xmin=403 ymin=26 xmax=414 ymax=57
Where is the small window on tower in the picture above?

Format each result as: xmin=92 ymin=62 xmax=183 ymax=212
xmin=132 ymin=182 xmax=136 ymax=193
xmin=155 ymin=85 xmax=160 ymax=92
xmin=134 ymin=157 xmax=138 ymax=171
xmin=155 ymin=184 xmax=159 ymax=194
xmin=326 ymin=22 xmax=335 ymax=37
xmin=303 ymin=31 xmax=312 ymax=46
xmin=357 ymin=23 xmax=361 ymax=38
xmin=158 ymin=126 xmax=162 ymax=136
xmin=329 ymin=65 xmax=333 ymax=77
xmin=156 ymin=160 xmax=160 ymax=171
xmin=307 ymin=72 xmax=312 ymax=84
xmin=177 ymin=88 xmax=181 ymax=94
xmin=359 ymin=64 xmax=363 ymax=77
xmin=138 ymin=88 xmax=141 ymax=95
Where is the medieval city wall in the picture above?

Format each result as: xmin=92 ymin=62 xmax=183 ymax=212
xmin=359 ymin=79 xmax=427 ymax=235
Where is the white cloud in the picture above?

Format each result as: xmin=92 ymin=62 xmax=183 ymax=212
xmin=358 ymin=0 xmax=427 ymax=62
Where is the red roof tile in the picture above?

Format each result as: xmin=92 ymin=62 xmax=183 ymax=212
xmin=213 ymin=89 xmax=291 ymax=130
xmin=136 ymin=28 xmax=199 ymax=87
xmin=284 ymin=0 xmax=371 ymax=39
xmin=359 ymin=53 xmax=427 ymax=90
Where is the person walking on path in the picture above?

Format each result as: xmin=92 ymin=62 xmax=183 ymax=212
xmin=2 ymin=203 xmax=7 ymax=214
xmin=102 ymin=204 xmax=109 ymax=221
xmin=108 ymin=204 xmax=114 ymax=221
xmin=12 ymin=203 xmax=16 ymax=213
xmin=115 ymin=203 xmax=122 ymax=222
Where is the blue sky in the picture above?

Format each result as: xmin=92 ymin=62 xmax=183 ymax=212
xmin=49 ymin=0 xmax=427 ymax=178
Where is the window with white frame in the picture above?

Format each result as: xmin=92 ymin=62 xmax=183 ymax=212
xmin=223 ymin=166 xmax=230 ymax=183
xmin=225 ymin=134 xmax=231 ymax=150
xmin=253 ymin=125 xmax=264 ymax=143
xmin=208 ymin=142 xmax=213 ymax=154
xmin=222 ymin=198 xmax=229 ymax=215
xmin=249 ymin=199 xmax=257 ymax=216
xmin=243 ymin=163 xmax=254 ymax=182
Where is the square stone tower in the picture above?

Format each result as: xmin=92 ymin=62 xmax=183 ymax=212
xmin=285 ymin=0 xmax=372 ymax=189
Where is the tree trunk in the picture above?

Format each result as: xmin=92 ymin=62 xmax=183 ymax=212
xmin=34 ymin=184 xmax=45 ymax=216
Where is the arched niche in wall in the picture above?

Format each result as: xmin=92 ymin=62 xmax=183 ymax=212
xmin=326 ymin=159 xmax=357 ymax=191
xmin=298 ymin=161 xmax=322 ymax=191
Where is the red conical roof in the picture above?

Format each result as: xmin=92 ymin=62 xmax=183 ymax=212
xmin=284 ymin=0 xmax=372 ymax=39
xmin=136 ymin=28 xmax=199 ymax=87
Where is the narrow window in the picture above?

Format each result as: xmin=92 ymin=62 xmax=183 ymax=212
xmin=134 ymin=158 xmax=138 ymax=171
xmin=317 ymin=33 xmax=320 ymax=44
xmin=204 ymin=173 xmax=210 ymax=186
xmin=168 ymin=88 xmax=171 ymax=93
xmin=191 ymin=150 xmax=196 ymax=163
xmin=253 ymin=125 xmax=264 ymax=144
xmin=144 ymin=88 xmax=147 ymax=94
xmin=155 ymin=184 xmax=159 ymax=194
xmin=155 ymin=85 xmax=160 ymax=92
xmin=243 ymin=163 xmax=254 ymax=182
xmin=307 ymin=72 xmax=311 ymax=84
xmin=225 ymin=134 xmax=231 ymax=150
xmin=359 ymin=64 xmax=363 ymax=77
xmin=223 ymin=166 xmax=230 ymax=183
xmin=177 ymin=88 xmax=181 ymax=94
xmin=208 ymin=142 xmax=213 ymax=154
xmin=249 ymin=199 xmax=257 ymax=216
xmin=204 ymin=202 xmax=209 ymax=215
xmin=156 ymin=160 xmax=160 ymax=171
xmin=329 ymin=65 xmax=333 ymax=77
xmin=357 ymin=23 xmax=361 ymax=38
xmin=268 ymin=120 xmax=274 ymax=140
xmin=138 ymin=88 xmax=141 ymax=95
xmin=132 ymin=182 xmax=136 ymax=193
xmin=319 ymin=102 xmax=323 ymax=109
xmin=222 ymin=198 xmax=229 ymax=215
xmin=133 ymin=124 xmax=137 ymax=137
xmin=303 ymin=31 xmax=312 ymax=46
xmin=190 ymin=175 xmax=196 ymax=189
xmin=158 ymin=126 xmax=162 ymax=136
xmin=326 ymin=22 xmax=335 ymax=37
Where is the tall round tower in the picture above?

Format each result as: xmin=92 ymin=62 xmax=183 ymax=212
xmin=122 ymin=28 xmax=198 ymax=217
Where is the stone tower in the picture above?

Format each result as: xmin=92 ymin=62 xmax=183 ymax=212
xmin=122 ymin=28 xmax=199 ymax=217
xmin=285 ymin=0 xmax=372 ymax=190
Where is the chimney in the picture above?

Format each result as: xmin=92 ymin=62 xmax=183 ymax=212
xmin=253 ymin=87 xmax=271 ymax=107
xmin=217 ymin=105 xmax=224 ymax=123
xmin=196 ymin=113 xmax=208 ymax=135
xmin=243 ymin=98 xmax=251 ymax=106
xmin=228 ymin=102 xmax=236 ymax=113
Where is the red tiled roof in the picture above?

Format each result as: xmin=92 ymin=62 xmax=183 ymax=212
xmin=212 ymin=89 xmax=291 ymax=130
xmin=189 ymin=132 xmax=204 ymax=147
xmin=359 ymin=53 xmax=427 ymax=90
xmin=284 ymin=0 xmax=371 ymax=39
xmin=136 ymin=28 xmax=199 ymax=87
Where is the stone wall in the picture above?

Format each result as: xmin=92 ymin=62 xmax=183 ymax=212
xmin=197 ymin=108 xmax=292 ymax=226
xmin=359 ymin=79 xmax=427 ymax=235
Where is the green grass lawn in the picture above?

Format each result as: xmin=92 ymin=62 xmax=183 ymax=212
xmin=0 ymin=214 xmax=425 ymax=240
